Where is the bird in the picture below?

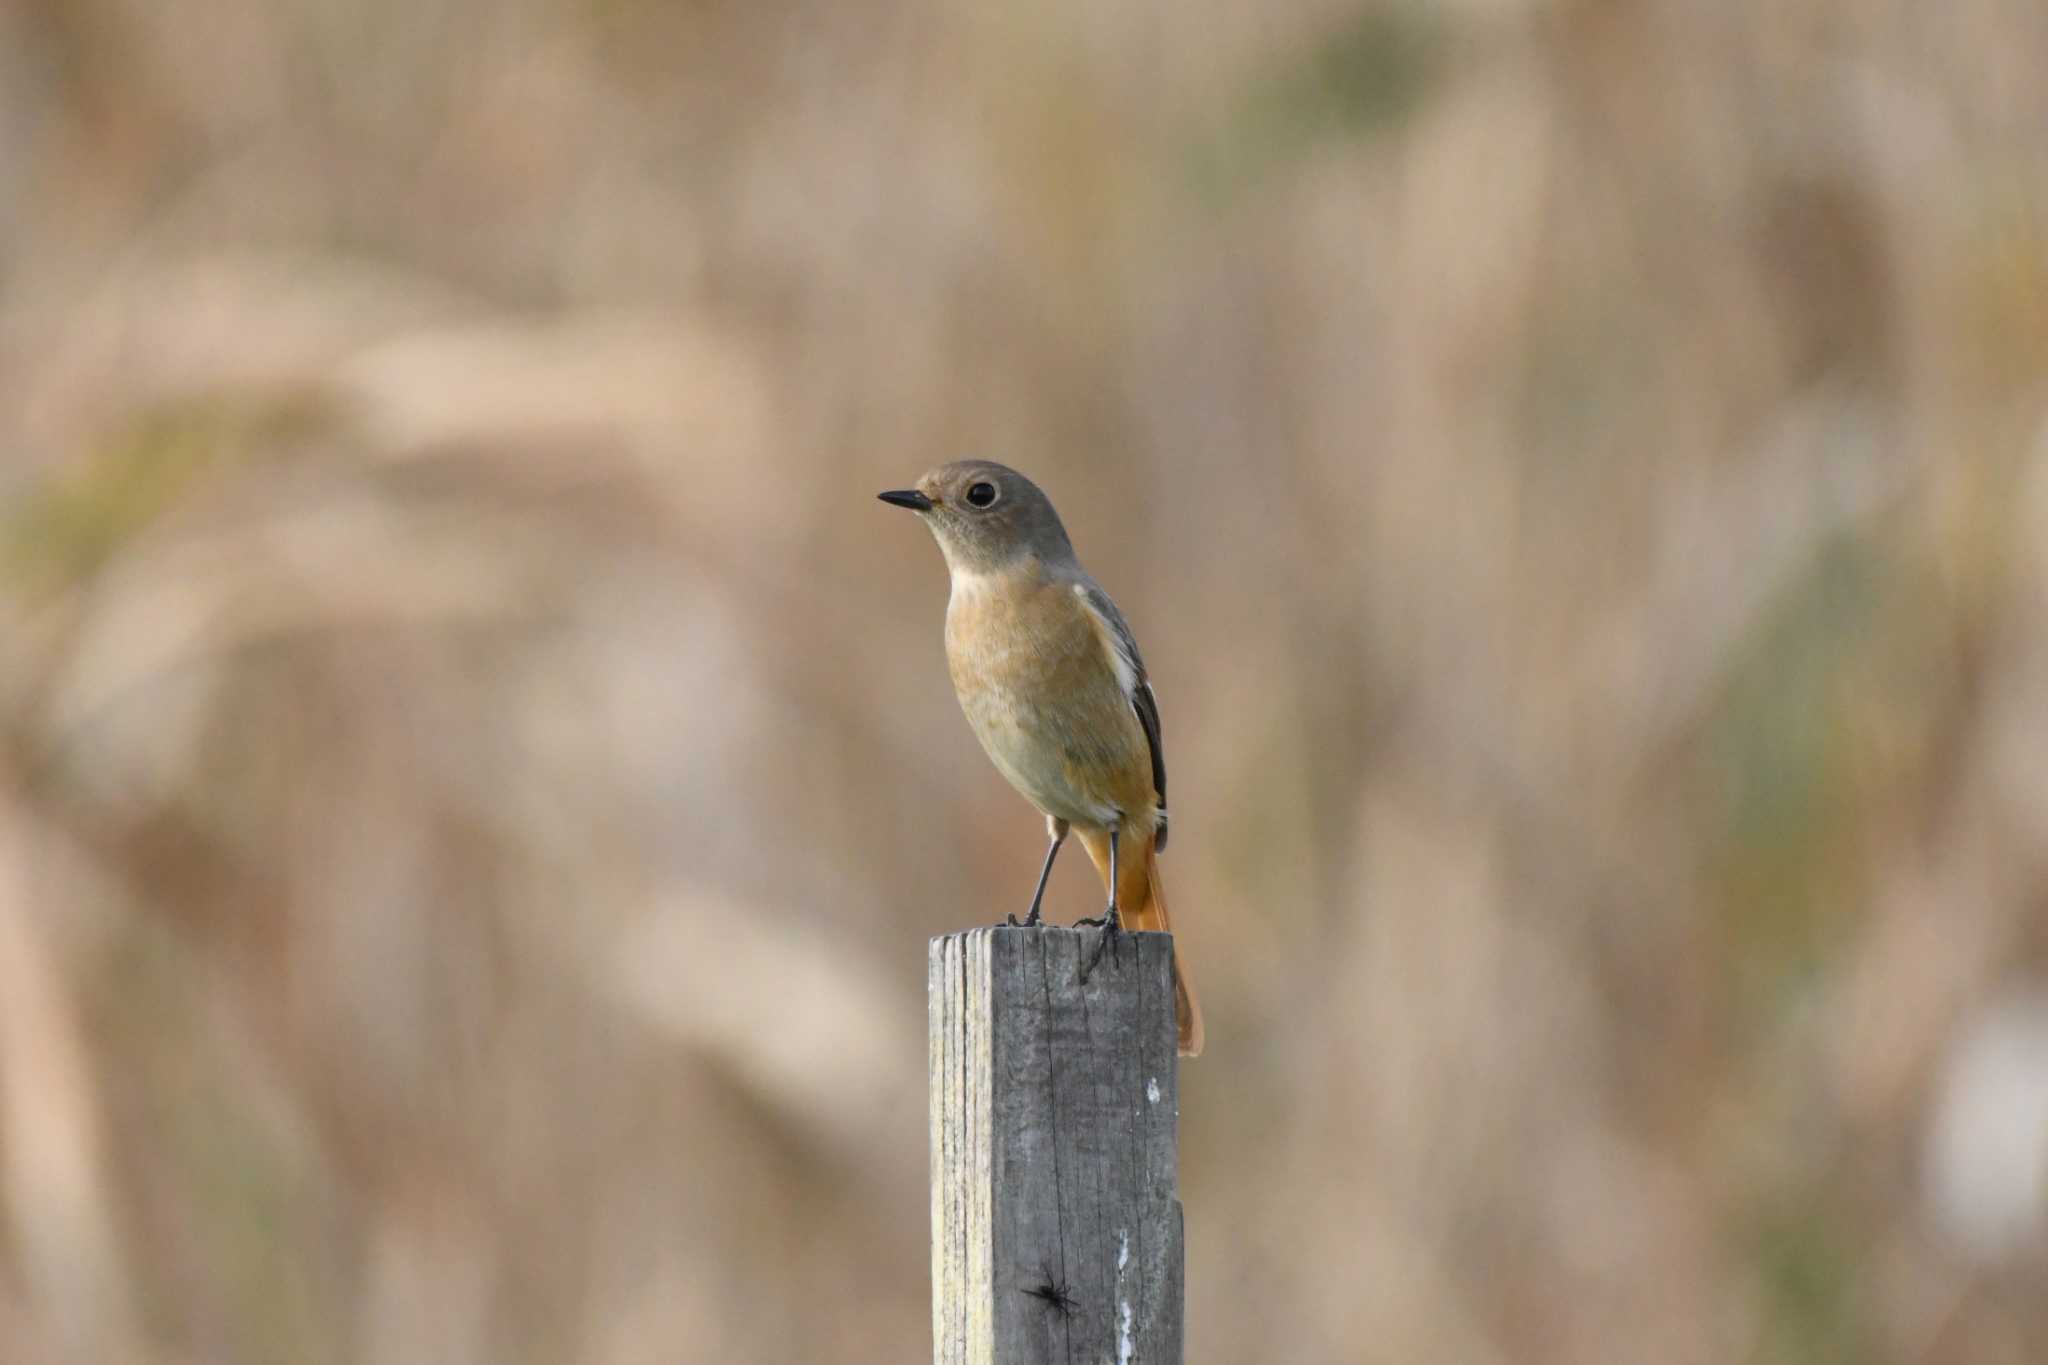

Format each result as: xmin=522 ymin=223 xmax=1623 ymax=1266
xmin=879 ymin=461 xmax=1202 ymax=1056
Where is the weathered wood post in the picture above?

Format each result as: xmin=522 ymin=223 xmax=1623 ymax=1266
xmin=929 ymin=926 xmax=1184 ymax=1364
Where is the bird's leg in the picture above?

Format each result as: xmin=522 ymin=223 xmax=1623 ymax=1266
xmin=1105 ymin=827 xmax=1122 ymax=932
xmin=1079 ymin=827 xmax=1124 ymax=978
xmin=1007 ymin=819 xmax=1068 ymax=927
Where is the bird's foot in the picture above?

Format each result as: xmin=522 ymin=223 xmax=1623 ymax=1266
xmin=1002 ymin=903 xmax=1047 ymax=928
xmin=1077 ymin=901 xmax=1124 ymax=979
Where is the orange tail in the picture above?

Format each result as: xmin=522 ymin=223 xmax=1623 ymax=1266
xmin=1076 ymin=830 xmax=1204 ymax=1057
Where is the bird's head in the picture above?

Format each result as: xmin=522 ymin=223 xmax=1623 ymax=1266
xmin=877 ymin=461 xmax=1075 ymax=576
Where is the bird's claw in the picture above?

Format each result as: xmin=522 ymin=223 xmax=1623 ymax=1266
xmin=1077 ymin=901 xmax=1124 ymax=980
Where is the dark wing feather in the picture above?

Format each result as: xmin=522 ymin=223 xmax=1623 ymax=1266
xmin=1080 ymin=582 xmax=1169 ymax=851
xmin=1132 ymin=680 xmax=1167 ymax=850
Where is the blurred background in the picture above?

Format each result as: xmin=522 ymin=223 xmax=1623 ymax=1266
xmin=1 ymin=0 xmax=2046 ymax=1361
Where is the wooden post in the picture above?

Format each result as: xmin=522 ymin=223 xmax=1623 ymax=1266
xmin=928 ymin=926 xmax=1184 ymax=1365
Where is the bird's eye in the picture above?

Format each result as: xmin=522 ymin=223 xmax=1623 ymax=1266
xmin=965 ymin=481 xmax=998 ymax=508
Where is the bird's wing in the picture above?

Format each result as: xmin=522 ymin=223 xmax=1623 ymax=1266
xmin=1075 ymin=581 xmax=1168 ymax=850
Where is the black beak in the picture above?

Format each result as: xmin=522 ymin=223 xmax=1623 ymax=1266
xmin=877 ymin=489 xmax=934 ymax=512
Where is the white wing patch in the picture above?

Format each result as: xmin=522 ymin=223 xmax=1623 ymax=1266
xmin=1075 ymin=583 xmax=1139 ymax=696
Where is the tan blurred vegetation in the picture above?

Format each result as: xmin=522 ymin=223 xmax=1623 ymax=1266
xmin=1 ymin=0 xmax=2046 ymax=1361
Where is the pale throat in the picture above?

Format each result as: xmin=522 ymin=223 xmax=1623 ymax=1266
xmin=943 ymin=551 xmax=1048 ymax=602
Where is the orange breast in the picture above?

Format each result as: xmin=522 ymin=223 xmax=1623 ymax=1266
xmin=943 ymin=567 xmax=1156 ymax=833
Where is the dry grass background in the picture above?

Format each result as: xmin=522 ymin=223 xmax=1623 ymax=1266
xmin=1 ymin=0 xmax=2046 ymax=1361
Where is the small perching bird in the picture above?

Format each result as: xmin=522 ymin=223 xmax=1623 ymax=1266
xmin=879 ymin=461 xmax=1203 ymax=1056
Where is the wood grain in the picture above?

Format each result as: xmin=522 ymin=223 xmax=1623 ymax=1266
xmin=929 ymin=926 xmax=1183 ymax=1364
